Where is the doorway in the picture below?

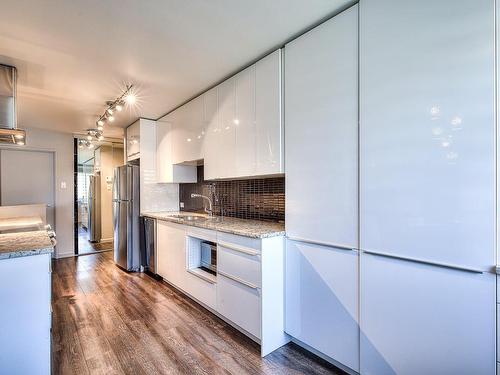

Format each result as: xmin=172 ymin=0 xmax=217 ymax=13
xmin=74 ymin=138 xmax=124 ymax=255
xmin=0 ymin=148 xmax=55 ymax=229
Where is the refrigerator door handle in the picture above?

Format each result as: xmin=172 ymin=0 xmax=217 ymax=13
xmin=362 ymin=249 xmax=484 ymax=274
xmin=286 ymin=235 xmax=354 ymax=251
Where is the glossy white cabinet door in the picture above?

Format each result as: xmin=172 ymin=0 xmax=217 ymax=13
xmin=285 ymin=240 xmax=359 ymax=372
xmin=234 ymin=64 xmax=256 ymax=178
xmin=216 ymin=77 xmax=237 ymax=179
xmin=156 ymin=117 xmax=197 ymax=184
xmin=255 ymin=50 xmax=282 ymax=175
xmin=156 ymin=116 xmax=174 ymax=183
xmin=126 ymin=120 xmax=140 ymax=161
xmin=172 ymin=96 xmax=204 ymax=164
xmin=0 ymin=254 xmax=51 ymax=375
xmin=156 ymin=221 xmax=187 ymax=289
xmin=203 ymin=87 xmax=219 ymax=180
xmin=360 ymin=253 xmax=495 ymax=375
xmin=360 ymin=0 xmax=495 ymax=270
xmin=217 ymin=272 xmax=261 ymax=339
xmin=285 ymin=5 xmax=358 ymax=248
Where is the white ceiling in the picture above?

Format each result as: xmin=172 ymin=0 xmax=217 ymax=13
xmin=0 ymin=0 xmax=352 ymax=138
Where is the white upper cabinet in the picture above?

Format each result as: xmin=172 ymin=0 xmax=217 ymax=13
xmin=204 ymin=50 xmax=283 ymax=180
xmin=159 ymin=50 xmax=282 ymax=180
xmin=126 ymin=120 xmax=140 ymax=161
xmin=360 ymin=0 xmax=495 ymax=270
xmin=285 ymin=6 xmax=358 ymax=248
xmin=172 ymin=96 xmax=204 ymax=164
xmin=234 ymin=65 xmax=256 ymax=178
xmin=156 ymin=114 xmax=197 ymax=183
xmin=203 ymin=87 xmax=219 ymax=180
xmin=255 ymin=50 xmax=282 ymax=176
xmin=216 ymin=77 xmax=237 ymax=179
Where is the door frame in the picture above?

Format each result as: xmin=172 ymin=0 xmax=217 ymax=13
xmin=0 ymin=145 xmax=57 ymax=235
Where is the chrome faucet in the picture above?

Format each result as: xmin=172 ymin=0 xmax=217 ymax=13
xmin=191 ymin=193 xmax=213 ymax=216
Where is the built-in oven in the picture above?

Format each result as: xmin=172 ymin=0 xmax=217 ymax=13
xmin=200 ymin=241 xmax=217 ymax=275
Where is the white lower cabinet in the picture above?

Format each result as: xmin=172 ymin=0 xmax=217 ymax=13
xmin=285 ymin=240 xmax=359 ymax=372
xmin=156 ymin=221 xmax=187 ymax=290
xmin=360 ymin=253 xmax=496 ymax=375
xmin=217 ymin=272 xmax=261 ymax=338
xmin=155 ymin=220 xmax=288 ymax=356
xmin=0 ymin=253 xmax=51 ymax=375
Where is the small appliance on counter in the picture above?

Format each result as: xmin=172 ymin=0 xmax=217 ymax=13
xmin=112 ymin=164 xmax=140 ymax=271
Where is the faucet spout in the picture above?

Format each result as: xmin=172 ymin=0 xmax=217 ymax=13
xmin=191 ymin=193 xmax=213 ymax=216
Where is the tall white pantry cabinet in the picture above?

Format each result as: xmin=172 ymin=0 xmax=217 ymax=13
xmin=285 ymin=0 xmax=497 ymax=374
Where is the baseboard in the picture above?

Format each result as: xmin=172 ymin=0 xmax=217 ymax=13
xmin=290 ymin=337 xmax=358 ymax=375
xmin=55 ymin=252 xmax=75 ymax=259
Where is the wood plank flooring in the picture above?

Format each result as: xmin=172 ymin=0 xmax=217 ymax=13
xmin=52 ymin=252 xmax=344 ymax=375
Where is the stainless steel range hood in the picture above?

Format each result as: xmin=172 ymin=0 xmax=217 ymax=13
xmin=0 ymin=64 xmax=25 ymax=145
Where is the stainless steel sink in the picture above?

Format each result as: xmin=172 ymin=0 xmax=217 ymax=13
xmin=169 ymin=214 xmax=206 ymax=221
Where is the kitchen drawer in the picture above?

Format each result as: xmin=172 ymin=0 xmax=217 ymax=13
xmin=218 ymin=242 xmax=261 ymax=288
xmin=217 ymin=232 xmax=261 ymax=251
xmin=185 ymin=271 xmax=216 ymax=310
xmin=217 ymin=272 xmax=261 ymax=339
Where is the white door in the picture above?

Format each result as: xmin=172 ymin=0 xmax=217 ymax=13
xmin=0 ymin=149 xmax=55 ymax=228
xmin=285 ymin=5 xmax=358 ymax=249
xmin=360 ymin=0 xmax=495 ymax=270
xmin=360 ymin=252 xmax=496 ymax=375
xmin=285 ymin=240 xmax=359 ymax=372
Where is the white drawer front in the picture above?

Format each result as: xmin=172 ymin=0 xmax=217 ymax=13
xmin=185 ymin=272 xmax=216 ymax=310
xmin=218 ymin=243 xmax=261 ymax=287
xmin=217 ymin=232 xmax=261 ymax=250
xmin=217 ymin=272 xmax=261 ymax=339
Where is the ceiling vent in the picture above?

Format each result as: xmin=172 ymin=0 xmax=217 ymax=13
xmin=0 ymin=64 xmax=25 ymax=145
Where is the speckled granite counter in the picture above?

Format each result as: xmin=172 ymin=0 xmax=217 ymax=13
xmin=0 ymin=230 xmax=54 ymax=260
xmin=142 ymin=211 xmax=285 ymax=239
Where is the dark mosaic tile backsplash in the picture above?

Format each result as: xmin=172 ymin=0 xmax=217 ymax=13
xmin=179 ymin=166 xmax=285 ymax=223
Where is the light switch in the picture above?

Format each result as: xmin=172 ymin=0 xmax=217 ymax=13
xmin=60 ymin=181 xmax=67 ymax=189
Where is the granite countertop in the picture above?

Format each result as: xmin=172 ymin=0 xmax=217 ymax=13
xmin=142 ymin=211 xmax=285 ymax=239
xmin=0 ymin=230 xmax=54 ymax=260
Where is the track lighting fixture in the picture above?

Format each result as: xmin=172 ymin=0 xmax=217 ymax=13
xmin=94 ymin=84 xmax=135 ymax=129
xmin=86 ymin=84 xmax=136 ymax=148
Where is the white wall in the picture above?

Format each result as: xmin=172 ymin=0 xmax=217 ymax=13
xmin=12 ymin=127 xmax=74 ymax=258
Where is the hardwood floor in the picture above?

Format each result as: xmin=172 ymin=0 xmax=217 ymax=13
xmin=78 ymin=225 xmax=113 ymax=255
xmin=51 ymin=252 xmax=344 ymax=375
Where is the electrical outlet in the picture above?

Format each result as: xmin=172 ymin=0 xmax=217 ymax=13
xmin=180 ymin=202 xmax=185 ymax=208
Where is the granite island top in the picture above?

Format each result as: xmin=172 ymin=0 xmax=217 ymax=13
xmin=0 ymin=230 xmax=54 ymax=260
xmin=142 ymin=211 xmax=285 ymax=239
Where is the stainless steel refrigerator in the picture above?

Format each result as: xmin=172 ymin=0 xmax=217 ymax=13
xmin=88 ymin=174 xmax=101 ymax=243
xmin=112 ymin=165 xmax=140 ymax=271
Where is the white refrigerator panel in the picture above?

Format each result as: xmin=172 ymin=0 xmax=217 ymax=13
xmin=285 ymin=5 xmax=358 ymax=248
xmin=360 ymin=253 xmax=496 ymax=375
xmin=360 ymin=0 xmax=495 ymax=269
xmin=285 ymin=240 xmax=359 ymax=372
